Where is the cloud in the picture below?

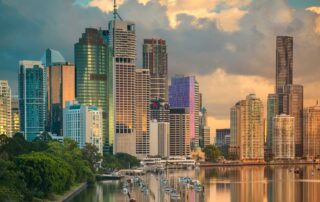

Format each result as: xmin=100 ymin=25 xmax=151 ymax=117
xmin=306 ymin=7 xmax=320 ymax=33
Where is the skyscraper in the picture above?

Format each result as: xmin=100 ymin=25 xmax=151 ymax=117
xmin=149 ymin=120 xmax=170 ymax=157
xmin=46 ymin=62 xmax=75 ymax=136
xmin=303 ymin=103 xmax=320 ymax=159
xmin=143 ymin=39 xmax=168 ymax=101
xmin=266 ymin=94 xmax=279 ymax=152
xmin=199 ymin=107 xmax=210 ymax=148
xmin=135 ymin=68 xmax=150 ymax=157
xmin=272 ymin=114 xmax=295 ymax=160
xmin=41 ymin=48 xmax=66 ymax=68
xmin=63 ymin=101 xmax=103 ymax=154
xmin=169 ymin=75 xmax=200 ymax=149
xmin=11 ymin=96 xmax=20 ymax=134
xmin=280 ymin=84 xmax=303 ymax=156
xmin=150 ymin=98 xmax=170 ymax=122
xmin=108 ymin=20 xmax=136 ymax=155
xmin=276 ymin=36 xmax=293 ymax=94
xmin=75 ymin=28 xmax=113 ymax=153
xmin=230 ymin=94 xmax=264 ymax=162
xmin=169 ymin=108 xmax=190 ymax=156
xmin=19 ymin=61 xmax=45 ymax=141
xmin=0 ymin=80 xmax=12 ymax=136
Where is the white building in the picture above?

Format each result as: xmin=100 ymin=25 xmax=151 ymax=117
xmin=272 ymin=114 xmax=295 ymax=160
xmin=149 ymin=120 xmax=170 ymax=157
xmin=63 ymin=101 xmax=103 ymax=154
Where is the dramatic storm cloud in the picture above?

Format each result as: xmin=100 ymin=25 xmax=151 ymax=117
xmin=1 ymin=0 xmax=320 ymax=139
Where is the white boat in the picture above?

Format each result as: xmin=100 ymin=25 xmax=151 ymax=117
xmin=194 ymin=185 xmax=203 ymax=192
xmin=170 ymin=190 xmax=181 ymax=200
xmin=122 ymin=187 xmax=129 ymax=195
xmin=163 ymin=187 xmax=172 ymax=193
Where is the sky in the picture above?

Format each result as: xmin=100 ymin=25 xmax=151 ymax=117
xmin=1 ymin=0 xmax=320 ymax=139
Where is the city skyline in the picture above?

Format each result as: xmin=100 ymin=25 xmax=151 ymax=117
xmin=2 ymin=0 xmax=320 ymax=136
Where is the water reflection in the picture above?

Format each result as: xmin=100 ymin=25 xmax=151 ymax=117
xmin=70 ymin=165 xmax=320 ymax=202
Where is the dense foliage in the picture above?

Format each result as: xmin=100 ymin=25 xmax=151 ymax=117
xmin=204 ymin=145 xmax=221 ymax=162
xmin=102 ymin=153 xmax=140 ymax=170
xmin=0 ymin=133 xmax=97 ymax=201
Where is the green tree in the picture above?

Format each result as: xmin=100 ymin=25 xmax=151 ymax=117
xmin=204 ymin=145 xmax=221 ymax=162
xmin=16 ymin=152 xmax=75 ymax=198
xmin=47 ymin=139 xmax=94 ymax=183
xmin=82 ymin=143 xmax=102 ymax=171
xmin=102 ymin=154 xmax=121 ymax=170
xmin=0 ymin=159 xmax=29 ymax=201
xmin=115 ymin=153 xmax=140 ymax=169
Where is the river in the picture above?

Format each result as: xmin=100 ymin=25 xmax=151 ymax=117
xmin=69 ymin=165 xmax=320 ymax=202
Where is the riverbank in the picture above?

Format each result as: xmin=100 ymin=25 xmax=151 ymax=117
xmin=51 ymin=183 xmax=87 ymax=202
xmin=200 ymin=160 xmax=320 ymax=167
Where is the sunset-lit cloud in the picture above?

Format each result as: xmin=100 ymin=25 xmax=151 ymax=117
xmin=306 ymin=7 xmax=320 ymax=33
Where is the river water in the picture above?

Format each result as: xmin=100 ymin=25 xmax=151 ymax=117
xmin=70 ymin=165 xmax=320 ymax=202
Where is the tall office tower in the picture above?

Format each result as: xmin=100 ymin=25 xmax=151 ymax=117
xmin=41 ymin=48 xmax=66 ymax=68
xmin=199 ymin=107 xmax=209 ymax=148
xmin=149 ymin=120 xmax=170 ymax=157
xmin=108 ymin=20 xmax=136 ymax=154
xmin=215 ymin=129 xmax=231 ymax=147
xmin=303 ymin=103 xmax=320 ymax=159
xmin=46 ymin=62 xmax=75 ymax=136
xmin=230 ymin=94 xmax=264 ymax=162
xmin=143 ymin=39 xmax=168 ymax=101
xmin=169 ymin=108 xmax=190 ymax=156
xmin=19 ymin=61 xmax=45 ymax=141
xmin=63 ymin=101 xmax=103 ymax=154
xmin=272 ymin=114 xmax=295 ymax=160
xmin=276 ymin=36 xmax=293 ymax=94
xmin=280 ymin=84 xmax=303 ymax=156
xmin=266 ymin=94 xmax=279 ymax=152
xmin=135 ymin=68 xmax=150 ymax=157
xmin=11 ymin=96 xmax=20 ymax=134
xmin=75 ymin=28 xmax=113 ymax=153
xmin=150 ymin=98 xmax=170 ymax=122
xmin=202 ymin=126 xmax=211 ymax=147
xmin=0 ymin=81 xmax=12 ymax=136
xmin=169 ymin=75 xmax=200 ymax=149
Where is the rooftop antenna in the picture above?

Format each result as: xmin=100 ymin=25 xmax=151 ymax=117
xmin=113 ymin=0 xmax=123 ymax=57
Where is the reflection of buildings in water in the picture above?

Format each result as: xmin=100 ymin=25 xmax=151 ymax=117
xmin=230 ymin=167 xmax=265 ymax=202
xmin=302 ymin=166 xmax=320 ymax=202
xmin=271 ymin=166 xmax=295 ymax=202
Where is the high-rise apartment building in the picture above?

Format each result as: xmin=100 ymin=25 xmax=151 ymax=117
xmin=272 ymin=114 xmax=295 ymax=160
xmin=108 ymin=20 xmax=136 ymax=155
xmin=19 ymin=61 xmax=45 ymax=141
xmin=11 ymin=96 xmax=19 ymax=134
xmin=199 ymin=107 xmax=211 ymax=148
xmin=202 ymin=126 xmax=211 ymax=148
xmin=267 ymin=94 xmax=279 ymax=152
xmin=169 ymin=108 xmax=190 ymax=156
xmin=46 ymin=62 xmax=75 ymax=136
xmin=63 ymin=101 xmax=103 ymax=154
xmin=303 ymin=103 xmax=320 ymax=159
xmin=75 ymin=28 xmax=113 ymax=153
xmin=0 ymin=81 xmax=12 ymax=136
xmin=169 ymin=75 xmax=200 ymax=149
xmin=150 ymin=98 xmax=170 ymax=122
xmin=276 ymin=36 xmax=293 ymax=94
xmin=230 ymin=94 xmax=264 ymax=162
xmin=143 ymin=39 xmax=168 ymax=101
xmin=149 ymin=120 xmax=170 ymax=157
xmin=135 ymin=68 xmax=150 ymax=157
xmin=280 ymin=84 xmax=303 ymax=156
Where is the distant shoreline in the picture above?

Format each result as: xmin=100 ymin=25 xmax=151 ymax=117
xmin=200 ymin=161 xmax=320 ymax=167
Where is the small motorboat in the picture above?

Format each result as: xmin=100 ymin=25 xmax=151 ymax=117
xmin=170 ymin=190 xmax=181 ymax=200
xmin=122 ymin=187 xmax=129 ymax=195
xmin=163 ymin=187 xmax=172 ymax=193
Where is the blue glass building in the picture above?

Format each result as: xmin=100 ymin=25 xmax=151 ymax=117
xmin=19 ymin=61 xmax=46 ymax=141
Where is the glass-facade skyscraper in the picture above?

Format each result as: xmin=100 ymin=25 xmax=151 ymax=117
xmin=276 ymin=36 xmax=293 ymax=94
xmin=169 ymin=75 xmax=200 ymax=148
xmin=266 ymin=94 xmax=279 ymax=152
xmin=75 ymin=28 xmax=113 ymax=153
xmin=19 ymin=61 xmax=45 ymax=141
xmin=46 ymin=62 xmax=75 ymax=136
xmin=143 ymin=39 xmax=168 ymax=101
